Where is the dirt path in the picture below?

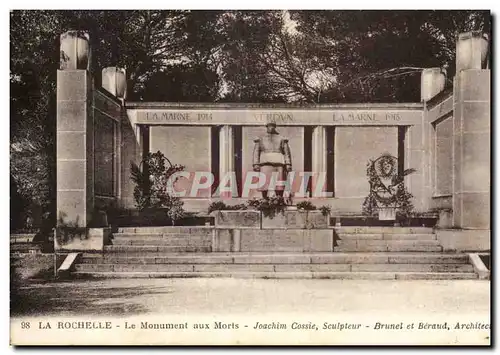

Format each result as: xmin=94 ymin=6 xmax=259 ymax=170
xmin=11 ymin=278 xmax=490 ymax=317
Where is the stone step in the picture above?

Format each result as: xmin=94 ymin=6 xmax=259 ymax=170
xmin=337 ymin=233 xmax=436 ymax=240
xmin=111 ymin=238 xmax=211 ymax=246
xmin=117 ymin=227 xmax=213 ymax=234
xmin=336 ymin=240 xmax=440 ymax=247
xmin=350 ymin=263 xmax=473 ymax=273
xmin=336 ymin=227 xmax=434 ymax=234
xmin=336 ymin=233 xmax=383 ymax=240
xmin=113 ymin=233 xmax=212 ymax=238
xmin=80 ymin=255 xmax=233 ymax=264
xmin=382 ymin=233 xmax=437 ymax=240
xmin=80 ymin=252 xmax=469 ymax=265
xmin=312 ymin=253 xmax=467 ymax=264
xmin=75 ymin=262 xmax=474 ymax=273
xmin=335 ymin=245 xmax=443 ymax=252
xmin=72 ymin=271 xmax=478 ymax=280
xmin=335 ymin=240 xmax=442 ymax=252
xmin=103 ymin=245 xmax=212 ymax=253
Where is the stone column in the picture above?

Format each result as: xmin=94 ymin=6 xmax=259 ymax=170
xmin=311 ymin=126 xmax=327 ymax=197
xmin=57 ymin=31 xmax=93 ymax=227
xmin=452 ymin=32 xmax=490 ymax=229
xmin=219 ymin=125 xmax=236 ymax=197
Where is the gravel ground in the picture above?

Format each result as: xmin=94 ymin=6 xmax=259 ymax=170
xmin=10 ymin=278 xmax=491 ymax=345
xmin=11 ymin=278 xmax=490 ymax=317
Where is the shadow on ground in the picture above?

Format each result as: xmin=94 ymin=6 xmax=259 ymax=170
xmin=11 ymin=280 xmax=171 ymax=317
xmin=10 ymin=254 xmax=171 ymax=317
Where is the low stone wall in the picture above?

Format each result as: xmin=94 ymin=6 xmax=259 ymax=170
xmin=436 ymin=229 xmax=490 ymax=252
xmin=10 ymin=233 xmax=37 ymax=243
xmin=54 ymin=227 xmax=111 ymax=251
xmin=10 ymin=233 xmax=46 ymax=254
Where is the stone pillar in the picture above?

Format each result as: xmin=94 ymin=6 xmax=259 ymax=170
xmin=101 ymin=68 xmax=125 ymax=202
xmin=311 ymin=126 xmax=327 ymax=197
xmin=57 ymin=31 xmax=93 ymax=227
xmin=419 ymin=67 xmax=447 ymax=212
xmin=219 ymin=125 xmax=236 ymax=197
xmin=452 ymin=71 xmax=490 ymax=229
xmin=452 ymin=33 xmax=490 ymax=229
xmin=417 ymin=67 xmax=450 ymax=214
xmin=405 ymin=124 xmax=428 ymax=212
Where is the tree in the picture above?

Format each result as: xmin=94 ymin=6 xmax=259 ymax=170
xmin=288 ymin=10 xmax=490 ymax=102
xmin=10 ymin=11 xmax=62 ymax=233
xmin=10 ymin=10 xmax=225 ymax=232
xmin=216 ymin=11 xmax=283 ymax=102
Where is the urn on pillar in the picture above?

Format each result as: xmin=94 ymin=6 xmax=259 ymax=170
xmin=102 ymin=67 xmax=127 ymax=99
xmin=456 ymin=31 xmax=489 ymax=73
xmin=60 ymin=31 xmax=91 ymax=70
xmin=420 ymin=67 xmax=447 ymax=102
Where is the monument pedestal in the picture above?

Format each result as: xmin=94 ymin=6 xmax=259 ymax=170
xmin=212 ymin=209 xmax=333 ymax=252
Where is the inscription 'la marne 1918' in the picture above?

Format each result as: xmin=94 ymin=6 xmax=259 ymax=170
xmin=332 ymin=112 xmax=401 ymax=122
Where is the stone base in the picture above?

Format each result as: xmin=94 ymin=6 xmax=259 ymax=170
xmin=57 ymin=252 xmax=81 ymax=279
xmin=469 ymin=253 xmax=490 ymax=280
xmin=55 ymin=227 xmax=111 ymax=251
xmin=212 ymin=210 xmax=261 ymax=229
xmin=262 ymin=210 xmax=329 ymax=229
xmin=213 ymin=229 xmax=334 ymax=252
xmin=436 ymin=229 xmax=490 ymax=252
xmin=435 ymin=209 xmax=453 ymax=229
xmin=213 ymin=210 xmax=329 ymax=229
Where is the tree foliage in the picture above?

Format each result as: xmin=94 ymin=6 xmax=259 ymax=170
xmin=10 ymin=10 xmax=490 ymax=231
xmin=289 ymin=10 xmax=490 ymax=102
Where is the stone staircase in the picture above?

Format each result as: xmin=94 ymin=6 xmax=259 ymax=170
xmin=334 ymin=227 xmax=442 ymax=252
xmin=71 ymin=226 xmax=478 ymax=280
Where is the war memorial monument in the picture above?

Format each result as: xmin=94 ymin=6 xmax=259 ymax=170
xmin=51 ymin=30 xmax=490 ymax=281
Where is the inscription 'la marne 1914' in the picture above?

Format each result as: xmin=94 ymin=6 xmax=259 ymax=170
xmin=138 ymin=110 xmax=408 ymax=125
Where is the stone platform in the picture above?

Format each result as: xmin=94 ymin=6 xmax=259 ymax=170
xmin=67 ymin=225 xmax=479 ymax=280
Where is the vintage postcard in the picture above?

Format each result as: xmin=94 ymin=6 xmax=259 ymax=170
xmin=10 ymin=10 xmax=491 ymax=346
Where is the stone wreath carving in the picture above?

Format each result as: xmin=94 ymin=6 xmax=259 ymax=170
xmin=362 ymin=153 xmax=415 ymax=219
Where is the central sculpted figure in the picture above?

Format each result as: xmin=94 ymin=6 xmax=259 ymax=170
xmin=252 ymin=122 xmax=292 ymax=198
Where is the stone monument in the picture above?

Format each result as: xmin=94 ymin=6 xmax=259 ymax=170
xmin=252 ymin=122 xmax=292 ymax=198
